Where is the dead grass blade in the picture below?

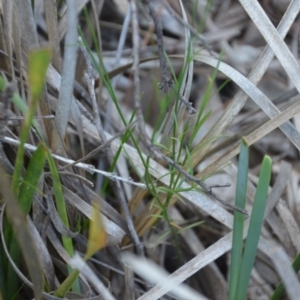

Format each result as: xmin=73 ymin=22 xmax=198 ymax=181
xmin=160 ymin=0 xmax=194 ymax=142
xmin=44 ymin=0 xmax=62 ymax=71
xmin=271 ymin=246 xmax=300 ymax=300
xmin=200 ymin=96 xmax=300 ymax=178
xmin=70 ymin=253 xmax=116 ymax=300
xmin=0 ymin=169 xmax=44 ymax=300
xmin=190 ymin=54 xmax=300 ymax=151
xmin=51 ymin=0 xmax=78 ymax=154
xmin=194 ymin=0 xmax=300 ymax=163
xmin=276 ymin=201 xmax=300 ymax=252
xmin=139 ymin=161 xmax=291 ymax=300
xmin=62 ymin=187 xmax=126 ymax=246
xmin=2 ymin=0 xmax=13 ymax=74
xmin=27 ymin=217 xmax=55 ymax=291
xmin=240 ymin=0 xmax=300 ymax=92
xmin=76 ymin=122 xmax=241 ymax=247
xmin=123 ymin=252 xmax=209 ymax=300
xmin=168 ymin=206 xmax=228 ymax=299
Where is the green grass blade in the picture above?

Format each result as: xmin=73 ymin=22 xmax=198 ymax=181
xmin=191 ymin=52 xmax=223 ymax=136
xmin=271 ymin=251 xmax=300 ymax=300
xmin=55 ymin=201 xmax=107 ymax=297
xmin=28 ymin=48 xmax=51 ymax=101
xmin=6 ymin=143 xmax=47 ymax=299
xmin=18 ymin=143 xmax=47 ymax=214
xmin=0 ymin=76 xmax=6 ymax=90
xmin=47 ymin=152 xmax=80 ymax=293
xmin=6 ymin=237 xmax=23 ymax=299
xmin=188 ymin=111 xmax=211 ymax=148
xmin=101 ymin=112 xmax=135 ymax=194
xmin=0 ymin=169 xmax=44 ymax=300
xmin=0 ymin=81 xmax=8 ymax=293
xmin=228 ymin=139 xmax=249 ymax=300
xmin=54 ymin=269 xmax=80 ymax=298
xmin=12 ymin=93 xmax=42 ymax=135
xmin=0 ymin=238 xmax=7 ymax=300
xmin=235 ymin=155 xmax=272 ymax=300
xmin=11 ymin=48 xmax=51 ymax=194
xmin=5 ymin=48 xmax=50 ymax=297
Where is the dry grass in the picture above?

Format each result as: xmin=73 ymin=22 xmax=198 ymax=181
xmin=1 ymin=0 xmax=300 ymax=299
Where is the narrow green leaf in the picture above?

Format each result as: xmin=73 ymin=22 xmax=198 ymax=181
xmin=47 ymin=152 xmax=70 ymax=240
xmin=12 ymin=93 xmax=41 ymax=134
xmin=0 ymin=168 xmax=44 ymax=300
xmin=6 ymin=237 xmax=22 ymax=299
xmin=18 ymin=144 xmax=47 ymax=214
xmin=46 ymin=152 xmax=80 ymax=293
xmin=271 ymin=252 xmax=300 ymax=300
xmin=11 ymin=48 xmax=51 ymax=194
xmin=189 ymin=111 xmax=211 ymax=146
xmin=54 ymin=269 xmax=80 ymax=298
xmin=6 ymin=144 xmax=46 ymax=299
xmin=235 ymin=155 xmax=272 ymax=300
xmin=190 ymin=52 xmax=224 ymax=145
xmin=55 ymin=203 xmax=106 ymax=297
xmin=0 ymin=76 xmax=6 ymax=91
xmin=28 ymin=48 xmax=51 ymax=100
xmin=229 ymin=139 xmax=249 ymax=300
xmin=177 ymin=221 xmax=205 ymax=233
xmin=0 ymin=240 xmax=7 ymax=300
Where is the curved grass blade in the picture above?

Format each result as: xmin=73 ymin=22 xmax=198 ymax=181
xmin=228 ymin=139 xmax=249 ymax=300
xmin=54 ymin=270 xmax=80 ymax=298
xmin=271 ymin=252 xmax=300 ymax=300
xmin=235 ymin=155 xmax=272 ymax=299
xmin=107 ymin=54 xmax=300 ymax=153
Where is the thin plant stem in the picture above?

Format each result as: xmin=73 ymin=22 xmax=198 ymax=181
xmin=130 ymin=0 xmax=247 ymax=215
xmin=79 ymin=39 xmax=145 ymax=256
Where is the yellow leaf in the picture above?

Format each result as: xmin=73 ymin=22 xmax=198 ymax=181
xmin=28 ymin=48 xmax=51 ymax=100
xmin=85 ymin=202 xmax=107 ymax=259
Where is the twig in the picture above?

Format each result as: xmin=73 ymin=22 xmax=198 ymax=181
xmin=124 ymin=263 xmax=135 ymax=300
xmin=209 ymin=183 xmax=231 ymax=189
xmin=99 ymin=4 xmax=132 ymax=193
xmin=3 ymin=136 xmax=147 ymax=189
xmin=144 ymin=0 xmax=171 ymax=93
xmin=8 ymin=115 xmax=55 ymax=120
xmin=130 ymin=0 xmax=247 ymax=216
xmin=162 ymin=0 xmax=213 ymax=56
xmin=44 ymin=171 xmax=94 ymax=187
xmin=177 ymin=93 xmax=196 ymax=115
xmin=78 ymin=38 xmax=145 ymax=256
xmin=59 ymin=122 xmax=136 ymax=170
xmin=144 ymin=0 xmax=196 ymax=114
